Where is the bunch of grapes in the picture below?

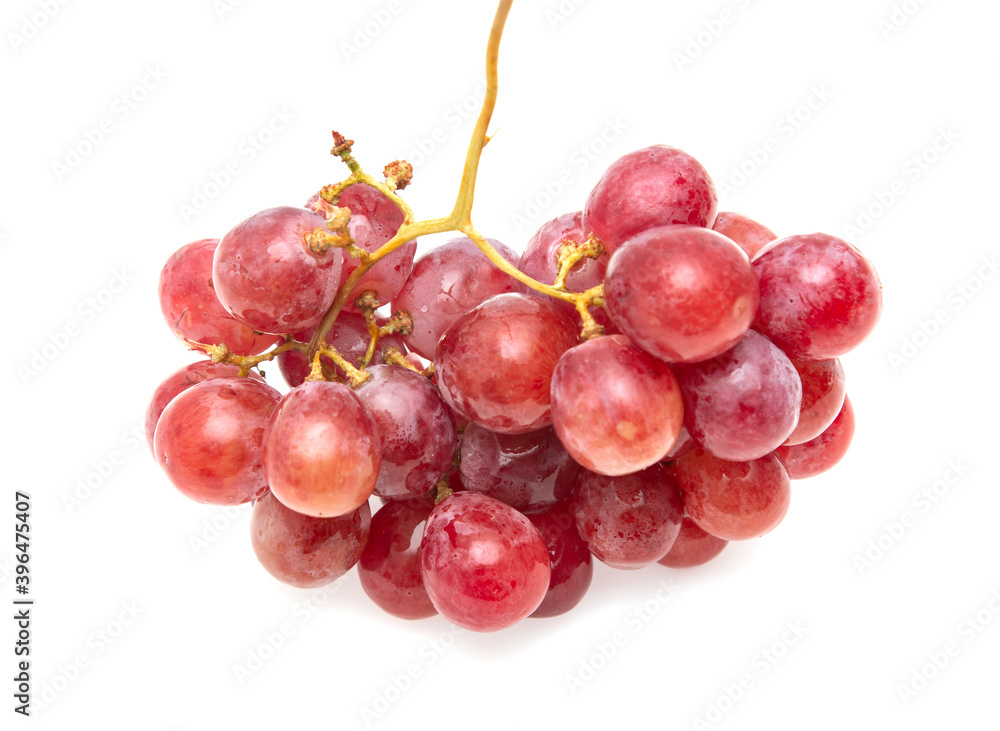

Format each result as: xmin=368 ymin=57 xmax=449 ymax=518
xmin=147 ymin=5 xmax=881 ymax=633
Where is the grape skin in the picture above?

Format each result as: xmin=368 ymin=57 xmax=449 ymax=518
xmin=355 ymin=365 xmax=457 ymax=501
xmin=785 ymin=359 xmax=846 ymax=446
xmin=262 ymin=381 xmax=381 ymax=518
xmin=671 ymin=449 xmax=791 ymax=541
xmin=154 ymin=377 xmax=281 ymax=506
xmin=657 ymin=517 xmax=728 ymax=569
xmin=419 ymin=492 xmax=551 ymax=632
xmin=584 ymin=145 xmax=718 ymax=256
xmin=158 ymin=238 xmax=283 ymax=356
xmin=435 ymin=293 xmax=579 ymax=434
xmin=213 ymin=206 xmax=344 ymax=335
xmin=528 ymin=502 xmax=593 ymax=618
xmin=776 ymin=395 xmax=855 ymax=479
xmin=604 ymin=226 xmax=759 ymax=364
xmin=572 ymin=464 xmax=684 ymax=570
xmin=672 ymin=330 xmax=802 ymax=462
xmin=393 ymin=236 xmax=523 ymax=359
xmin=358 ymin=500 xmax=437 ymax=620
xmin=550 ymin=334 xmax=684 ymax=476
xmin=752 ymin=233 xmax=883 ymax=360
xmin=712 ymin=212 xmax=776 ymax=259
xmin=251 ymin=492 xmax=370 ymax=589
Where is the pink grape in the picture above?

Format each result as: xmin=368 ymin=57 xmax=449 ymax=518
xmin=250 ymin=492 xmax=370 ymax=589
xmin=276 ymin=314 xmax=406 ymax=388
xmin=776 ymin=395 xmax=855 ymax=479
xmin=213 ymin=206 xmax=343 ymax=334
xmin=262 ymin=381 xmax=381 ymax=517
xmin=158 ymin=238 xmax=282 ymax=355
xmin=583 ymin=145 xmax=718 ymax=255
xmin=550 ymin=334 xmax=684 ymax=476
xmin=145 ymin=361 xmax=260 ymax=453
xmin=604 ymin=226 xmax=759 ymax=363
xmin=355 ymin=365 xmax=457 ymax=500
xmin=154 ymin=377 xmax=281 ymax=505
xmin=392 ymin=236 xmax=522 ymax=359
xmin=672 ymin=330 xmax=802 ymax=462
xmin=712 ymin=212 xmax=777 ymax=259
xmin=330 ymin=183 xmax=416 ymax=311
xmin=671 ymin=449 xmax=791 ymax=541
xmin=358 ymin=500 xmax=437 ymax=620
xmin=572 ymin=464 xmax=684 ymax=569
xmin=435 ymin=293 xmax=579 ymax=434
xmin=528 ymin=502 xmax=593 ymax=618
xmin=419 ymin=492 xmax=551 ymax=632
xmin=752 ymin=233 xmax=883 ymax=360
xmin=785 ymin=359 xmax=846 ymax=445
xmin=459 ymin=423 xmax=581 ymax=514
xmin=657 ymin=517 xmax=728 ymax=569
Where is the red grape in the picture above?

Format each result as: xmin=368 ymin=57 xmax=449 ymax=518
xmin=672 ymin=330 xmax=802 ymax=461
xmin=663 ymin=425 xmax=696 ymax=461
xmin=358 ymin=500 xmax=437 ymax=620
xmin=528 ymin=502 xmax=593 ymax=618
xmin=355 ymin=365 xmax=457 ymax=500
xmin=550 ymin=334 xmax=684 ymax=476
xmin=712 ymin=212 xmax=776 ymax=259
xmin=584 ymin=145 xmax=718 ymax=255
xmin=276 ymin=313 xmax=406 ymax=388
xmin=250 ymin=492 xmax=370 ymax=588
xmin=459 ymin=423 xmax=581 ymax=514
xmin=392 ymin=236 xmax=522 ymax=359
xmin=776 ymin=395 xmax=855 ymax=479
xmin=435 ymin=293 xmax=579 ymax=434
xmin=154 ymin=377 xmax=281 ymax=505
xmin=419 ymin=492 xmax=550 ymax=632
xmin=572 ymin=464 xmax=684 ymax=570
xmin=518 ymin=211 xmax=608 ymax=313
xmin=671 ymin=449 xmax=791 ymax=541
xmin=158 ymin=238 xmax=282 ymax=355
xmin=262 ymin=381 xmax=381 ymax=517
xmin=785 ymin=359 xmax=846 ymax=445
xmin=145 ymin=360 xmax=260 ymax=453
xmin=752 ymin=233 xmax=882 ymax=360
xmin=657 ymin=517 xmax=728 ymax=569
xmin=213 ymin=206 xmax=343 ymax=334
xmin=332 ymin=183 xmax=416 ymax=311
xmin=604 ymin=226 xmax=758 ymax=363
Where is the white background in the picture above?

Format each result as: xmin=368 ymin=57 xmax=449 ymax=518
xmin=3 ymin=0 xmax=998 ymax=728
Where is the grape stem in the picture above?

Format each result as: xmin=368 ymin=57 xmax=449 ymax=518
xmin=307 ymin=0 xmax=605 ymax=360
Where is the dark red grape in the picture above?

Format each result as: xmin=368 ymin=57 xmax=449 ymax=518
xmin=213 ymin=206 xmax=343 ymax=334
xmin=358 ymin=500 xmax=437 ymax=620
xmin=435 ymin=293 xmax=579 ymax=434
xmin=785 ymin=359 xmax=846 ymax=445
xmin=459 ymin=423 xmax=581 ymax=514
xmin=392 ymin=236 xmax=522 ymax=359
xmin=528 ymin=502 xmax=593 ymax=618
xmin=752 ymin=233 xmax=882 ymax=360
xmin=154 ymin=377 xmax=281 ymax=505
xmin=262 ymin=381 xmax=381 ymax=517
xmin=419 ymin=492 xmax=550 ymax=632
xmin=673 ymin=330 xmax=802 ymax=461
xmin=550 ymin=334 xmax=684 ymax=475
xmin=145 ymin=361 xmax=260 ymax=453
xmin=604 ymin=226 xmax=758 ymax=363
xmin=776 ymin=395 xmax=855 ymax=479
xmin=584 ymin=145 xmax=718 ymax=255
xmin=355 ymin=365 xmax=457 ymax=500
xmin=159 ymin=238 xmax=282 ymax=355
xmin=572 ymin=464 xmax=684 ymax=570
xmin=250 ymin=492 xmax=370 ymax=588
xmin=712 ymin=212 xmax=776 ymax=259
xmin=657 ymin=516 xmax=728 ymax=569
xmin=671 ymin=448 xmax=791 ymax=541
